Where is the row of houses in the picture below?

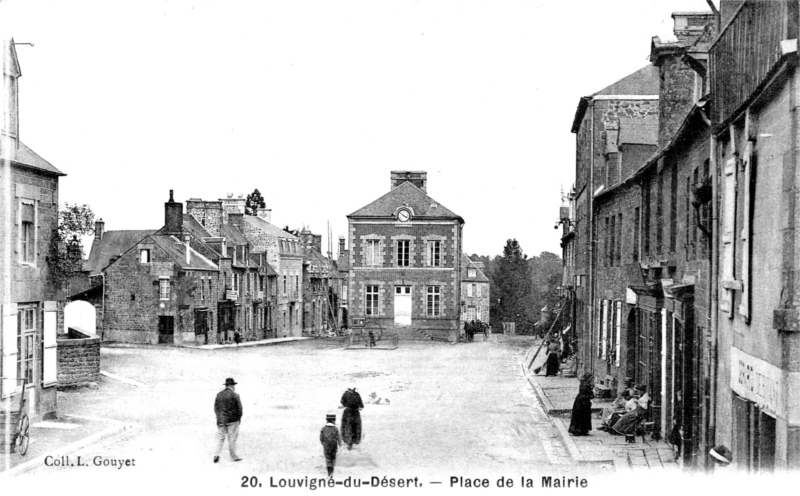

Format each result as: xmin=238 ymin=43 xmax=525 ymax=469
xmin=72 ymin=191 xmax=335 ymax=346
xmin=560 ymin=1 xmax=800 ymax=471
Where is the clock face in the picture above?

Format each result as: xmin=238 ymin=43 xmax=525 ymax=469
xmin=397 ymin=209 xmax=410 ymax=222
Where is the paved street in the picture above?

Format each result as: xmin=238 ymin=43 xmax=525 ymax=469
xmin=10 ymin=335 xmax=622 ymax=490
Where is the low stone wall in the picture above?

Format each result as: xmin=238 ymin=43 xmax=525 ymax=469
xmin=57 ymin=328 xmax=101 ymax=389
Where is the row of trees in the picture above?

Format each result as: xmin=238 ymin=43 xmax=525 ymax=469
xmin=471 ymin=239 xmax=562 ymax=334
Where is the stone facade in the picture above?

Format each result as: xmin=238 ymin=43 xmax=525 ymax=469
xmin=57 ymin=329 xmax=100 ymax=389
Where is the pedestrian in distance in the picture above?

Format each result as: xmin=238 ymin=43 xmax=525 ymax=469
xmin=367 ymin=329 xmax=376 ymax=348
xmin=340 ymin=385 xmax=364 ymax=450
xmin=213 ymin=377 xmax=243 ymax=463
xmin=320 ymin=413 xmax=342 ymax=478
xmin=234 ymin=331 xmax=241 ymax=345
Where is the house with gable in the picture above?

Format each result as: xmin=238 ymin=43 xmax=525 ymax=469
xmin=344 ymin=171 xmax=464 ymax=342
xmin=1 ymin=39 xmax=64 ymax=419
xmin=460 ymin=255 xmax=490 ymax=330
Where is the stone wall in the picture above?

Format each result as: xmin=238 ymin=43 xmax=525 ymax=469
xmin=57 ymin=328 xmax=100 ymax=389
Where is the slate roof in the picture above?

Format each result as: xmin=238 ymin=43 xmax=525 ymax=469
xmin=150 ymin=235 xmax=218 ymax=271
xmin=84 ymin=230 xmax=156 ymax=275
xmin=618 ymin=117 xmax=658 ymax=145
xmin=13 ymin=141 xmax=64 ymax=176
xmin=461 ymin=254 xmax=490 ymax=283
xmin=181 ymin=214 xmax=212 ymax=239
xmin=220 ymin=223 xmax=249 ymax=246
xmin=594 ymin=65 xmax=659 ymax=96
xmin=348 ymin=181 xmax=462 ymax=221
xmin=243 ymin=215 xmax=299 ymax=240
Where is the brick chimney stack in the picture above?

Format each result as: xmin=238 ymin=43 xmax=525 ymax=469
xmin=164 ymin=190 xmax=184 ymax=236
xmin=94 ymin=218 xmax=105 ymax=241
xmin=390 ymin=171 xmax=427 ymax=192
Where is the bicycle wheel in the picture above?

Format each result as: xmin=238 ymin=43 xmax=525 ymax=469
xmin=17 ymin=413 xmax=29 ymax=456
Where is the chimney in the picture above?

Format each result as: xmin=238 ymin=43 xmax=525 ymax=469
xmin=164 ymin=190 xmax=184 ymax=236
xmin=94 ymin=218 xmax=105 ymax=241
xmin=338 ymin=235 xmax=346 ymax=255
xmin=313 ymin=234 xmax=322 ymax=253
xmin=228 ymin=212 xmax=244 ymax=230
xmin=184 ymin=233 xmax=191 ymax=265
xmin=257 ymin=208 xmax=272 ymax=223
xmin=390 ymin=170 xmax=427 ymax=192
xmin=671 ymin=11 xmax=716 ymax=43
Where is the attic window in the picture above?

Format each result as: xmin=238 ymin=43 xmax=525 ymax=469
xmin=468 ymin=268 xmax=477 ymax=278
xmin=140 ymin=249 xmax=151 ymax=263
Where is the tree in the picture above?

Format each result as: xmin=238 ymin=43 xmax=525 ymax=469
xmin=528 ymin=251 xmax=564 ymax=332
xmin=245 ymin=189 xmax=266 ymax=216
xmin=48 ymin=203 xmax=95 ymax=295
xmin=490 ymin=239 xmax=536 ymax=332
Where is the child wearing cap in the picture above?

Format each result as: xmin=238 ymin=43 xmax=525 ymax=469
xmin=320 ymin=414 xmax=342 ymax=477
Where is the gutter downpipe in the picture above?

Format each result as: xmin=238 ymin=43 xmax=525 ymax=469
xmin=708 ymin=131 xmax=718 ymax=470
xmin=588 ymin=101 xmax=595 ymax=375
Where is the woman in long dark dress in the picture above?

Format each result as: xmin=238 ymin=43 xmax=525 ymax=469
xmin=340 ymin=386 xmax=364 ymax=449
xmin=544 ymin=350 xmax=560 ymax=376
xmin=568 ymin=381 xmax=594 ymax=436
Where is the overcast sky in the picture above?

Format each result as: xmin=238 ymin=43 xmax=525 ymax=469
xmin=1 ymin=0 xmax=713 ymax=258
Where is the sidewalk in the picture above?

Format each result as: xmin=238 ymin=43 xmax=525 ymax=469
xmin=0 ymin=414 xmax=134 ymax=478
xmin=195 ymin=336 xmax=311 ymax=350
xmin=522 ymin=345 xmax=680 ymax=471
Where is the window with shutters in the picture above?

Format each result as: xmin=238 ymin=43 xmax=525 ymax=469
xmin=721 ymin=155 xmax=738 ymax=314
xmin=17 ymin=306 xmax=36 ymax=386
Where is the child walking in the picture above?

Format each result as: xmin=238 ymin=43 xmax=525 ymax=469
xmin=319 ymin=413 xmax=342 ymax=477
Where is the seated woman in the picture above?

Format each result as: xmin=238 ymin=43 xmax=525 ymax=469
xmin=612 ymin=386 xmax=648 ymax=436
xmin=599 ymin=389 xmax=633 ymax=430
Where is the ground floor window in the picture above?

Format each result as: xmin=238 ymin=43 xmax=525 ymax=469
xmin=732 ymin=393 xmax=776 ymax=472
xmin=426 ymin=286 xmax=441 ymax=316
xmin=366 ymin=285 xmax=379 ymax=316
xmin=17 ymin=305 xmax=37 ymax=385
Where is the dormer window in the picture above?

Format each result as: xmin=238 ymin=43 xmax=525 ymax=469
xmin=468 ymin=268 xmax=477 ymax=278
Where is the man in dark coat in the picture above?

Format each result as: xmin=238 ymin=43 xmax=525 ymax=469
xmin=320 ymin=413 xmax=342 ymax=477
xmin=214 ymin=377 xmax=243 ymax=462
xmin=340 ymin=385 xmax=364 ymax=450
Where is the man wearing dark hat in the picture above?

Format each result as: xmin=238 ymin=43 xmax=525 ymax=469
xmin=319 ymin=413 xmax=342 ymax=477
xmin=213 ymin=378 xmax=243 ymax=463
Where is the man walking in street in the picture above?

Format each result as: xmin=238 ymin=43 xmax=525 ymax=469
xmin=214 ymin=377 xmax=243 ymax=463
xmin=340 ymin=385 xmax=364 ymax=450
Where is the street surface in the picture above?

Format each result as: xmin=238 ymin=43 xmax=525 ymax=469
xmin=15 ymin=335 xmax=613 ymax=490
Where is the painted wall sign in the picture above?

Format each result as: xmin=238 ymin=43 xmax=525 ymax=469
xmin=730 ymin=347 xmax=782 ymax=418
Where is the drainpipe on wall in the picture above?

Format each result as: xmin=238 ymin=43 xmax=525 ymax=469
xmin=708 ymin=132 xmax=718 ymax=460
xmin=588 ymin=102 xmax=595 ymax=376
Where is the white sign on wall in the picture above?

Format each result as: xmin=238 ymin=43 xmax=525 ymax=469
xmin=730 ymin=347 xmax=782 ymax=418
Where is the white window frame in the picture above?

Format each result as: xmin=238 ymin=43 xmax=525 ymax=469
xmin=427 ymin=240 xmax=441 ymax=267
xmin=365 ymin=239 xmax=380 ymax=266
xmin=159 ymin=277 xmax=171 ymax=300
xmin=426 ymin=286 xmax=441 ymax=316
xmin=140 ymin=248 xmax=151 ymax=263
xmin=366 ymin=285 xmax=379 ymax=316
xmin=397 ymin=240 xmax=410 ymax=267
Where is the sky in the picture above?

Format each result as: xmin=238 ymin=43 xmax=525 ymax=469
xmin=0 ymin=0 xmax=714 ymax=258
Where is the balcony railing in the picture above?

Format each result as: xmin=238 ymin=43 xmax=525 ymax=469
xmin=710 ymin=0 xmax=798 ymax=126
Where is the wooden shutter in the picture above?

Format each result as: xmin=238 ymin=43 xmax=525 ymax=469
xmin=1 ymin=303 xmax=19 ymax=398
xmin=43 ymin=301 xmax=58 ymax=386
xmin=721 ymin=156 xmax=737 ymax=316
xmin=615 ymin=301 xmax=622 ymax=367
xmin=739 ymin=142 xmax=755 ymax=322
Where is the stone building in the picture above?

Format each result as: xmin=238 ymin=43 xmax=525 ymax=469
xmin=460 ymin=254 xmax=490 ymax=329
xmin=709 ymin=0 xmax=800 ymax=471
xmin=295 ymin=228 xmax=339 ymax=337
xmin=1 ymin=39 xmax=63 ymax=419
xmin=189 ymin=196 xmax=305 ymax=338
xmin=568 ymin=10 xmax=717 ymax=467
xmin=344 ymin=171 xmax=464 ymax=342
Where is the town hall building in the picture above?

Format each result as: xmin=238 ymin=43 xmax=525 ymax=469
xmin=344 ymin=171 xmax=464 ymax=342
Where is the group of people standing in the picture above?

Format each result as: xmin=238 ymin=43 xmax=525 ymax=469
xmin=211 ymin=377 xmax=365 ymax=478
xmin=463 ymin=319 xmax=488 ymax=342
